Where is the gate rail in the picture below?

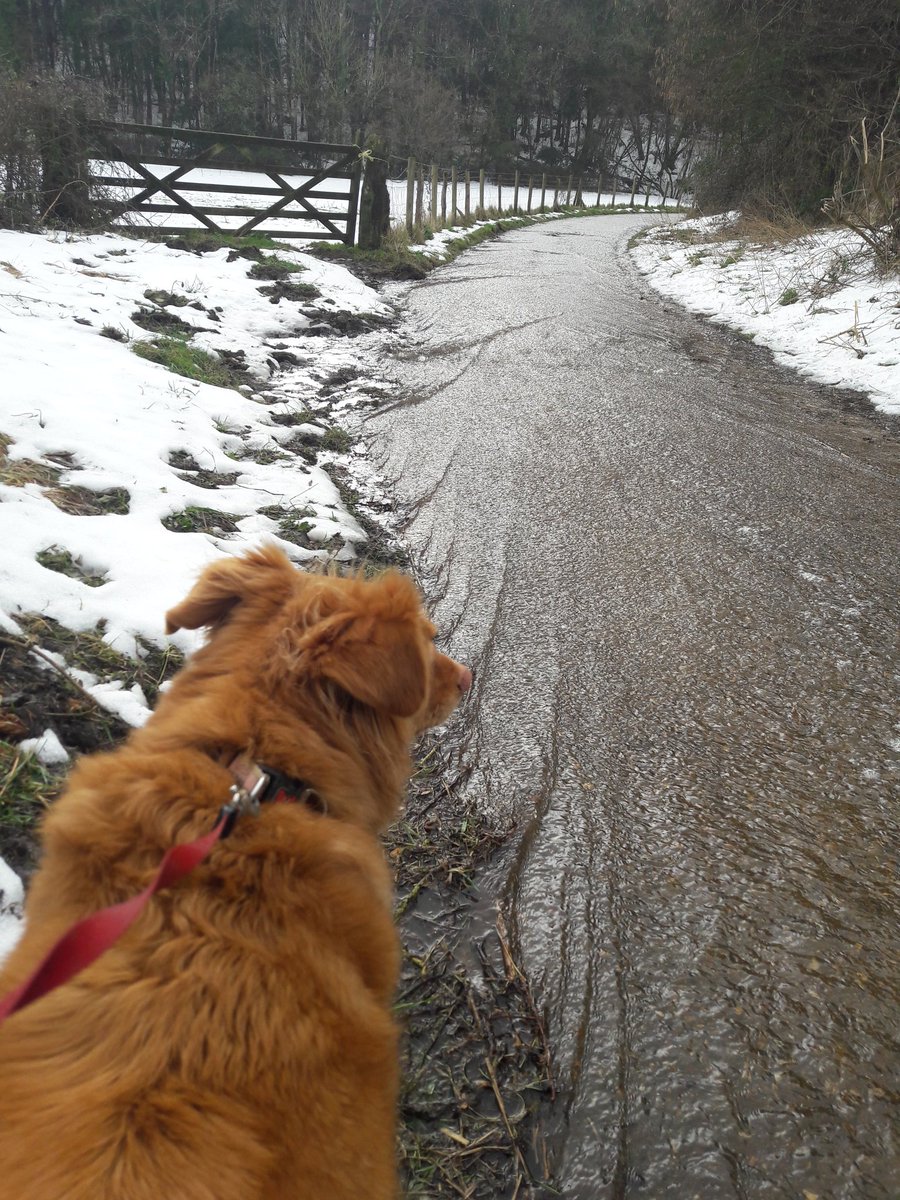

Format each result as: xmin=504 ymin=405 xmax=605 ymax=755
xmin=87 ymin=121 xmax=362 ymax=244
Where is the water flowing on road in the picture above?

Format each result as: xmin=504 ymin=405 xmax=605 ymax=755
xmin=368 ymin=215 xmax=900 ymax=1199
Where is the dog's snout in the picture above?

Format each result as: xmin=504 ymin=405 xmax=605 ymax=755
xmin=457 ymin=665 xmax=473 ymax=693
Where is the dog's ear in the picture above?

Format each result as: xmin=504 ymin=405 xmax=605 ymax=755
xmin=165 ymin=545 xmax=296 ymax=633
xmin=307 ymin=612 xmax=429 ymax=716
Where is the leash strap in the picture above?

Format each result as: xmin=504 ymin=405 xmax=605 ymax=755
xmin=0 ymin=810 xmax=229 ymax=1025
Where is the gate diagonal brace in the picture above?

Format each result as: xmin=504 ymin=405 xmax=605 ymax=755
xmin=235 ymin=149 xmax=361 ymax=239
xmin=97 ymin=134 xmax=227 ymax=232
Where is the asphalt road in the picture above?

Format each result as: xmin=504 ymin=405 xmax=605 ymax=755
xmin=367 ymin=215 xmax=900 ymax=1200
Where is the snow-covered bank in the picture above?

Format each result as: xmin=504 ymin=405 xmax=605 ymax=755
xmin=0 ymin=223 xmax=414 ymax=955
xmin=0 ymin=228 xmax=399 ymax=670
xmin=630 ymin=214 xmax=900 ymax=416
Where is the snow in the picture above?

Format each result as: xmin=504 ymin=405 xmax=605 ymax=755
xmin=1 ymin=204 xmax=896 ymax=970
xmin=630 ymin=213 xmax=900 ymax=415
xmin=0 ymin=228 xmax=392 ymax=667
xmin=0 ymin=856 xmax=24 ymax=967
xmin=16 ymin=728 xmax=69 ymax=765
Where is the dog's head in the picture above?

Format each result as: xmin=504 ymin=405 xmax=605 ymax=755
xmin=165 ymin=546 xmax=470 ymax=733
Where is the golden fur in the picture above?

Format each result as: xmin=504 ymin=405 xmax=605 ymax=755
xmin=0 ymin=546 xmax=469 ymax=1200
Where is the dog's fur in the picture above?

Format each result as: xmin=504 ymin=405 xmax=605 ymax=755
xmin=0 ymin=546 xmax=469 ymax=1200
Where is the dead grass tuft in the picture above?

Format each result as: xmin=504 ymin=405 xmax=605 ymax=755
xmin=44 ymin=485 xmax=131 ymax=516
xmin=0 ymin=457 xmax=62 ymax=488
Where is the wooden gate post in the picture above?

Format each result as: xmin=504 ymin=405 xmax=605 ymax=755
xmin=513 ymin=169 xmax=520 ymax=213
xmin=541 ymin=173 xmax=547 ymax=210
xmin=465 ymin=170 xmax=471 ymax=220
xmin=527 ymin=175 xmax=534 ymax=212
xmin=430 ymin=164 xmax=438 ymax=225
xmin=451 ymin=166 xmax=457 ymax=224
xmin=358 ymin=137 xmax=390 ymax=249
xmin=479 ymin=169 xmax=485 ymax=216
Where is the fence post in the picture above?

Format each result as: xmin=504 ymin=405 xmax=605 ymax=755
xmin=465 ymin=170 xmax=471 ymax=220
xmin=553 ymin=177 xmax=559 ymax=208
xmin=441 ymin=170 xmax=448 ymax=223
xmin=575 ymin=175 xmax=583 ymax=207
xmin=498 ymin=176 xmax=503 ymax=213
xmin=566 ymin=174 xmax=573 ymax=205
xmin=430 ymin=163 xmax=438 ymax=225
xmin=451 ymin=166 xmax=457 ymax=223
xmin=479 ymin=168 xmax=485 ymax=216
xmin=527 ymin=174 xmax=534 ymax=213
xmin=416 ymin=166 xmax=425 ymax=231
xmin=541 ymin=173 xmax=547 ymax=209
xmin=358 ymin=136 xmax=390 ymax=250
xmin=513 ymin=169 xmax=520 ymax=214
xmin=405 ymin=157 xmax=415 ymax=237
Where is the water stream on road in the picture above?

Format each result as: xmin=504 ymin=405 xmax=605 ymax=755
xmin=368 ymin=216 xmax=900 ymax=1198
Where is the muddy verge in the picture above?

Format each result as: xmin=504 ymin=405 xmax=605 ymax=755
xmin=391 ymin=731 xmax=557 ymax=1198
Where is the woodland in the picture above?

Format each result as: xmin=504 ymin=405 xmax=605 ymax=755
xmin=0 ymin=0 xmax=898 ymax=215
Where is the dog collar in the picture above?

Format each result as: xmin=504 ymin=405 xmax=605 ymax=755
xmin=222 ymin=752 xmax=325 ymax=836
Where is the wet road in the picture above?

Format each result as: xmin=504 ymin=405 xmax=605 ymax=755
xmin=367 ymin=215 xmax=900 ymax=1199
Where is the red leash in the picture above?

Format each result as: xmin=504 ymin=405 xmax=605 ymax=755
xmin=0 ymin=755 xmax=320 ymax=1026
xmin=0 ymin=811 xmax=229 ymax=1025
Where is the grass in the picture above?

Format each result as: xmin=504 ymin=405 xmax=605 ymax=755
xmin=132 ymin=337 xmax=239 ymax=389
xmin=43 ymin=485 xmax=130 ymax=516
xmin=100 ymin=325 xmax=129 ymax=342
xmin=247 ymin=257 xmax=304 ymax=281
xmin=17 ymin=615 xmax=183 ymax=708
xmin=321 ymin=426 xmax=352 ymax=454
xmin=131 ymin=229 xmax=295 ymax=255
xmin=307 ymin=241 xmax=435 ymax=282
xmin=131 ymin=306 xmax=196 ymax=337
xmin=0 ymin=739 xmax=56 ymax=835
xmin=258 ymin=505 xmax=315 ymax=548
xmin=144 ymin=288 xmax=190 ymax=307
xmin=257 ymin=280 xmax=321 ymax=303
xmin=0 ymin=456 xmax=62 ymax=488
xmin=779 ymin=286 xmax=800 ymax=305
xmin=162 ymin=505 xmax=240 ymax=534
xmin=36 ymin=546 xmax=107 ymax=587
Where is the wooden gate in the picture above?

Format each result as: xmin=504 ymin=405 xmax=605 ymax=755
xmin=87 ymin=122 xmax=362 ymax=244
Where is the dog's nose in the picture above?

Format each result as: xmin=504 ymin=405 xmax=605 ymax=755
xmin=458 ymin=666 xmax=473 ymax=693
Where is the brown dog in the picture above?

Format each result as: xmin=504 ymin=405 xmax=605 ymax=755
xmin=0 ymin=546 xmax=470 ymax=1200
